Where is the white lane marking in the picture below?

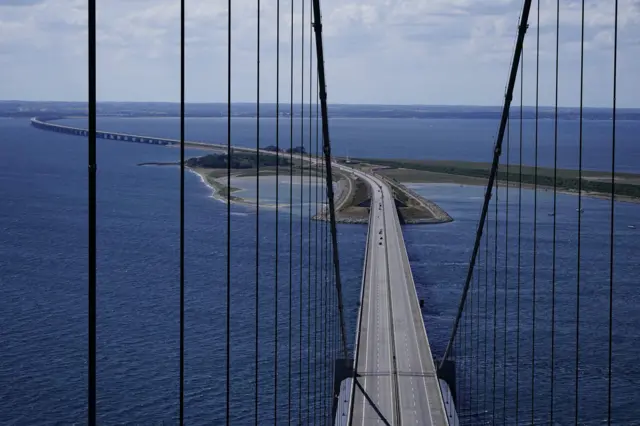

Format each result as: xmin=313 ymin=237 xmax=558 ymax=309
xmin=365 ymin=191 xmax=388 ymax=426
xmin=391 ymin=207 xmax=436 ymax=426
xmin=361 ymin=231 xmax=374 ymax=426
xmin=380 ymin=188 xmax=397 ymax=423
xmin=340 ymin=162 xmax=445 ymax=424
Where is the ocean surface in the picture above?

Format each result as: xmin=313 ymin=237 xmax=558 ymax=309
xmin=1 ymin=113 xmax=639 ymax=424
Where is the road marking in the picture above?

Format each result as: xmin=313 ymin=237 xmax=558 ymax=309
xmin=391 ymin=210 xmax=436 ymax=426
xmin=361 ymin=239 xmax=374 ymax=426
xmin=352 ymin=170 xmax=446 ymax=425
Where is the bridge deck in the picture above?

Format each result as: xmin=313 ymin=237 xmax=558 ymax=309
xmin=347 ymin=170 xmax=448 ymax=425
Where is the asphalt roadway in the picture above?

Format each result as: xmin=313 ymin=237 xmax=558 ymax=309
xmin=347 ymin=169 xmax=448 ymax=426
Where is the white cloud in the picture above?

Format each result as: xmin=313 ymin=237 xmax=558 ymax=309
xmin=0 ymin=0 xmax=638 ymax=106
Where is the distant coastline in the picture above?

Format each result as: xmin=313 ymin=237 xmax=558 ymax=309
xmin=30 ymin=112 xmax=640 ymax=209
xmin=4 ymin=100 xmax=640 ymax=120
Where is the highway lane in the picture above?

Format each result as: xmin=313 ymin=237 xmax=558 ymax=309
xmin=383 ymin=179 xmax=447 ymax=425
xmin=350 ymin=183 xmax=395 ymax=425
xmin=348 ymin=169 xmax=448 ymax=425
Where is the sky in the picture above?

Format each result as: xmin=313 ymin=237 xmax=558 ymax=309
xmin=0 ymin=0 xmax=638 ymax=107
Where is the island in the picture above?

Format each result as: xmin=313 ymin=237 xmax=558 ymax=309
xmin=355 ymin=158 xmax=640 ymax=203
xmin=185 ymin=151 xmax=452 ymax=224
xmin=186 ymin=152 xmax=293 ymax=202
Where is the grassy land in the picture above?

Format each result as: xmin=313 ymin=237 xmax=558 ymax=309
xmin=353 ymin=158 xmax=640 ymax=200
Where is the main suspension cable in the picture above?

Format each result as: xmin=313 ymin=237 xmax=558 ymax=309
xmin=438 ymin=0 xmax=533 ymax=370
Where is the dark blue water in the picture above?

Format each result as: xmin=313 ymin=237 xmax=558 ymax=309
xmin=58 ymin=115 xmax=640 ymax=173
xmin=406 ymin=183 xmax=640 ymax=425
xmin=1 ymin=115 xmax=639 ymax=424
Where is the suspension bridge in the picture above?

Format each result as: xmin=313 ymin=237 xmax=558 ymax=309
xmin=14 ymin=0 xmax=636 ymax=424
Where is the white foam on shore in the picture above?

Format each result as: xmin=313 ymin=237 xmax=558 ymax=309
xmin=188 ymin=169 xmax=229 ymax=205
xmin=189 ymin=169 xmax=304 ymax=210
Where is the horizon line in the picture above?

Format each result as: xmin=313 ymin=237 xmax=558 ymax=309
xmin=1 ymin=99 xmax=635 ymax=110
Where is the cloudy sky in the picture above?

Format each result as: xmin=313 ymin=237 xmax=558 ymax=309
xmin=1 ymin=0 xmax=638 ymax=107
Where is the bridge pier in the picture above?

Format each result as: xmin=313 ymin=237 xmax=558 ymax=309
xmin=332 ymin=357 xmax=353 ymax=423
xmin=435 ymin=358 xmax=456 ymax=402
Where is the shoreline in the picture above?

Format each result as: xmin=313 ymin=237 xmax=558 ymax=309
xmin=188 ymin=167 xmax=320 ymax=210
xmin=149 ymin=163 xmax=638 ymax=228
xmin=365 ymin=160 xmax=640 ymax=205
xmin=188 ymin=168 xmax=249 ymax=206
xmin=399 ymin=173 xmax=640 ymax=205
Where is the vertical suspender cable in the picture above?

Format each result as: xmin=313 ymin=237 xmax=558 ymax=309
xmin=515 ymin=44 xmax=524 ymax=424
xmin=483 ymin=215 xmax=489 ymax=421
xmin=179 ymin=0 xmax=185 ymax=422
xmin=87 ymin=0 xmax=97 ymax=423
xmin=575 ymin=1 xmax=585 ymax=422
xmin=468 ymin=273 xmax=472 ymax=410
xmin=328 ymin=235 xmax=333 ymax=418
xmin=288 ymin=0 xmax=294 ymax=421
xmin=456 ymin=324 xmax=461 ymax=409
xmin=306 ymin=18 xmax=313 ymax=425
xmin=474 ymin=255 xmax=480 ymax=418
xmin=504 ymin=118 xmax=510 ymax=424
xmin=254 ymin=0 xmax=261 ymax=422
xmin=331 ymin=246 xmax=337 ymax=412
xmin=516 ymin=42 xmax=524 ymax=426
xmin=313 ymin=70 xmax=319 ymax=425
xmin=330 ymin=228 xmax=334 ymax=415
xmin=550 ymin=1 xmax=559 ymax=423
xmin=316 ymin=80 xmax=320 ymax=426
xmin=531 ymin=0 xmax=540 ymax=421
xmin=438 ymin=0 xmax=532 ymax=368
xmin=608 ymin=1 xmax=618 ymax=423
xmin=469 ymin=253 xmax=474 ymax=413
xmin=323 ymin=128 xmax=330 ymax=422
xmin=320 ymin=140 xmax=327 ymax=421
xmin=306 ymin=6 xmax=313 ymax=414
xmin=318 ymin=129 xmax=324 ymax=421
xmin=467 ymin=277 xmax=472 ymax=411
xmin=460 ymin=255 xmax=466 ymax=410
xmin=225 ymin=0 xmax=232 ymax=422
xmin=299 ymin=0 xmax=305 ymax=420
xmin=460 ymin=283 xmax=465 ymax=410
xmin=273 ymin=1 xmax=280 ymax=422
xmin=492 ymin=167 xmax=499 ymax=422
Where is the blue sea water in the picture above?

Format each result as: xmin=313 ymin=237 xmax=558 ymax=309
xmin=406 ymin=183 xmax=640 ymax=425
xmin=1 ymin=114 xmax=639 ymax=424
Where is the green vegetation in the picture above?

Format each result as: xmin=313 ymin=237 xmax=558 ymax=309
xmin=186 ymin=152 xmax=289 ymax=169
xmin=359 ymin=158 xmax=640 ymax=199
